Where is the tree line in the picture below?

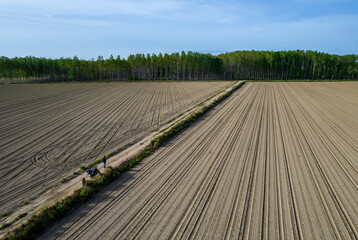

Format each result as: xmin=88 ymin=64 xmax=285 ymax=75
xmin=0 ymin=50 xmax=357 ymax=83
xmin=219 ymin=50 xmax=357 ymax=80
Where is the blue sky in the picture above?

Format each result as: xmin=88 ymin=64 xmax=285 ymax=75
xmin=0 ymin=0 xmax=357 ymax=59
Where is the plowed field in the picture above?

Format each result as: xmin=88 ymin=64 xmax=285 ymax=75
xmin=0 ymin=81 xmax=231 ymax=213
xmin=40 ymin=82 xmax=357 ymax=239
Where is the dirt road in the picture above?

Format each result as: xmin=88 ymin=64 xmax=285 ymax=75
xmin=0 ymin=81 xmax=230 ymax=213
xmin=40 ymin=82 xmax=357 ymax=239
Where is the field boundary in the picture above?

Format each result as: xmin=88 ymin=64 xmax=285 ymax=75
xmin=1 ymin=81 xmax=245 ymax=240
xmin=246 ymin=79 xmax=358 ymax=82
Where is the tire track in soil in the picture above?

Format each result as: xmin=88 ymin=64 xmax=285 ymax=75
xmin=99 ymin=85 xmax=254 ymax=239
xmin=280 ymin=85 xmax=357 ymax=239
xmin=37 ymin=82 xmax=358 ymax=240
xmin=1 ymin=85 xmax=151 ymax=206
xmin=277 ymin=84 xmax=355 ymax=239
xmin=0 ymin=82 xmax=231 ymax=213
xmin=173 ymin=85 xmax=262 ymax=240
xmin=37 ymin=83 xmax=254 ymax=240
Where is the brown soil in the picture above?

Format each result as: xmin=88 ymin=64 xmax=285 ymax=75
xmin=0 ymin=81 xmax=231 ymax=214
xmin=38 ymin=82 xmax=357 ymax=239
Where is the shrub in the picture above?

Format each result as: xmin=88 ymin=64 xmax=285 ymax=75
xmin=0 ymin=213 xmax=27 ymax=231
xmin=1 ymin=211 xmax=12 ymax=218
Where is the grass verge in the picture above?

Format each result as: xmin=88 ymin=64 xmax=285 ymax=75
xmin=0 ymin=212 xmax=11 ymax=219
xmin=2 ymin=81 xmax=245 ymax=240
xmin=0 ymin=214 xmax=27 ymax=231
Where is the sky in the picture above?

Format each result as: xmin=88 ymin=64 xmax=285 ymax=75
xmin=0 ymin=0 xmax=357 ymax=59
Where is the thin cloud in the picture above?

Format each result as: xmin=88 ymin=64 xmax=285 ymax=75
xmin=0 ymin=0 xmax=266 ymax=25
xmin=0 ymin=0 xmax=184 ymax=17
xmin=0 ymin=0 xmax=356 ymax=58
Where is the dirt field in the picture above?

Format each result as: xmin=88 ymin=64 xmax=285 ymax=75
xmin=39 ymin=82 xmax=357 ymax=239
xmin=0 ymin=81 xmax=231 ymax=213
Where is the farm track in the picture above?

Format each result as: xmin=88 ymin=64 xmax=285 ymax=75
xmin=40 ymin=82 xmax=358 ymax=240
xmin=0 ymin=82 xmax=231 ymax=213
